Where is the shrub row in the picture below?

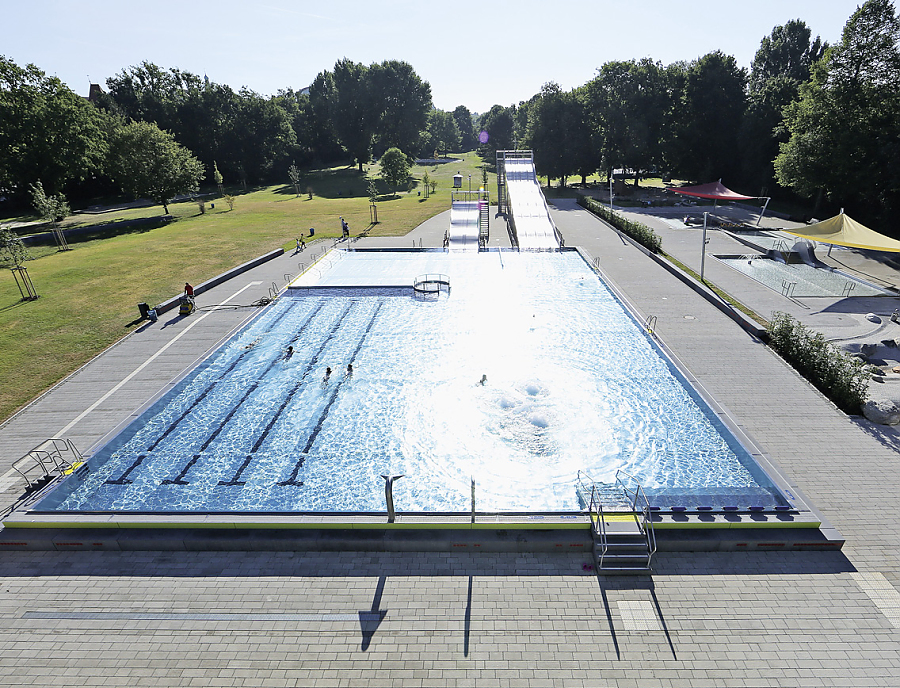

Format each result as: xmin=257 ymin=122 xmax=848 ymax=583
xmin=767 ymin=311 xmax=870 ymax=414
xmin=578 ymin=195 xmax=662 ymax=253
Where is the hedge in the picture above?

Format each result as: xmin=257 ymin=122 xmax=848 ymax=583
xmin=578 ymin=195 xmax=662 ymax=253
xmin=767 ymin=311 xmax=870 ymax=414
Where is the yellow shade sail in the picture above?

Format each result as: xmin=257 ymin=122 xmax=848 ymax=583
xmin=784 ymin=213 xmax=900 ymax=253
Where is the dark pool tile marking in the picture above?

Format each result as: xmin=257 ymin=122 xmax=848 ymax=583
xmin=161 ymin=454 xmax=201 ymax=485
xmin=105 ymin=454 xmax=146 ymax=485
xmin=218 ymin=455 xmax=254 ymax=487
xmin=279 ymin=302 xmax=384 ymax=487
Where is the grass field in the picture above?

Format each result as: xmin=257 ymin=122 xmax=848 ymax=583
xmin=0 ymin=152 xmax=493 ymax=424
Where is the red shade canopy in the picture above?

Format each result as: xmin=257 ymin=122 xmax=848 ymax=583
xmin=673 ymin=180 xmax=756 ymax=201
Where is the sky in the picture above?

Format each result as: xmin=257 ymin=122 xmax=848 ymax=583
xmin=2 ymin=0 xmax=872 ymax=114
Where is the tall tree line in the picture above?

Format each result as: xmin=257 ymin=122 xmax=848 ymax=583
xmin=0 ymin=56 xmax=462 ymax=207
xmin=484 ymin=0 xmax=900 ymax=232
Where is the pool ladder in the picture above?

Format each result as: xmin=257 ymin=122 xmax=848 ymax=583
xmin=580 ymin=470 xmax=656 ymax=575
xmin=644 ymin=315 xmax=657 ymax=335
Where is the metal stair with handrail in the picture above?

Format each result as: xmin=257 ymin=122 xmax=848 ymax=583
xmin=578 ymin=469 xmax=656 ymax=574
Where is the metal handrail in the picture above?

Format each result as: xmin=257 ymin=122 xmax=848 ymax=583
xmin=589 ymin=484 xmax=609 ymax=570
xmin=614 ymin=469 xmax=657 ymax=566
xmin=645 ymin=315 xmax=658 ymax=335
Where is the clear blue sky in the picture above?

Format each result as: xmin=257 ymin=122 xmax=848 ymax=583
xmin=3 ymin=0 xmax=868 ymax=114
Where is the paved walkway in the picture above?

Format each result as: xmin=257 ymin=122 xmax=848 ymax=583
xmin=2 ymin=203 xmax=900 ymax=686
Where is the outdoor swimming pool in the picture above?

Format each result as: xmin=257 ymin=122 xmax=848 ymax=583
xmin=36 ymin=250 xmax=788 ymax=513
xmin=719 ymin=256 xmax=889 ymax=298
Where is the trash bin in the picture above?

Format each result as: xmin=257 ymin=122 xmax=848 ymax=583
xmin=138 ymin=302 xmax=150 ymax=319
xmin=309 ymin=227 xmax=315 ymax=237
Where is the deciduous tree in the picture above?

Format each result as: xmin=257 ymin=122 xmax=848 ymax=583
xmin=775 ymin=0 xmax=900 ymax=225
xmin=379 ymin=147 xmax=410 ymax=194
xmin=107 ymin=120 xmax=205 ymax=214
xmin=0 ymin=56 xmax=106 ymax=198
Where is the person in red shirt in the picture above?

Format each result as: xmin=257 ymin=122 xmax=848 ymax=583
xmin=184 ymin=282 xmax=194 ymax=297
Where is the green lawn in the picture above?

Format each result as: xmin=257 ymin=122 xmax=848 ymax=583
xmin=0 ymin=152 xmax=493 ymax=424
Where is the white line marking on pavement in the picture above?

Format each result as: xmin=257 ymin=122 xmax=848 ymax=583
xmin=57 ymin=282 xmax=262 ymax=437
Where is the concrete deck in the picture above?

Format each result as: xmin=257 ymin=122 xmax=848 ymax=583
xmin=1 ymin=202 xmax=900 ymax=686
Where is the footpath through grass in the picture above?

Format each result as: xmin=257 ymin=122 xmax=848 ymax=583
xmin=0 ymin=153 xmax=492 ymax=425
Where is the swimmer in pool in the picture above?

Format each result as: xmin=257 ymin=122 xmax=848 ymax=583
xmin=323 ymin=366 xmax=332 ymax=384
xmin=346 ymin=363 xmax=353 ymax=377
xmin=478 ymin=374 xmax=487 ymax=386
xmin=242 ymin=337 xmax=261 ymax=350
xmin=283 ymin=345 xmax=294 ymax=360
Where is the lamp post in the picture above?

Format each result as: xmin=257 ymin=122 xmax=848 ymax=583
xmin=609 ymin=174 xmax=614 ymax=212
xmin=468 ymin=175 xmax=472 ymax=194
xmin=700 ymin=212 xmax=709 ymax=283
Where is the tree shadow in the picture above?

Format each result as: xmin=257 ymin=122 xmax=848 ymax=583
xmin=849 ymin=416 xmax=900 ymax=454
xmin=271 ymin=167 xmax=372 ymax=200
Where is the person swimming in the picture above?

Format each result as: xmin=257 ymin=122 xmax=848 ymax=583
xmin=346 ymin=363 xmax=353 ymax=377
xmin=478 ymin=374 xmax=487 ymax=386
xmin=283 ymin=345 xmax=294 ymax=360
xmin=323 ymin=366 xmax=332 ymax=384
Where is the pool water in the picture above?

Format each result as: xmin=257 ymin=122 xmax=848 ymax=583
xmin=719 ymin=256 xmax=889 ymax=297
xmin=38 ymin=250 xmax=786 ymax=513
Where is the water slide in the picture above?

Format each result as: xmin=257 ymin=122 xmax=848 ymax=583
xmin=504 ymin=158 xmax=560 ymax=249
xmin=792 ymin=239 xmax=830 ymax=269
xmin=447 ymin=200 xmax=480 ymax=251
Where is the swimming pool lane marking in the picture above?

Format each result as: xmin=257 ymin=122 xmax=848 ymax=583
xmin=105 ymin=454 xmax=146 ymax=485
xmin=144 ymin=301 xmax=322 ymax=453
xmin=250 ymin=302 xmax=353 ymax=454
xmin=278 ymin=301 xmax=385 ymax=487
xmin=56 ymin=281 xmax=263 ymax=438
xmin=104 ymin=295 xmax=317 ymax=486
xmin=161 ymin=302 xmax=353 ymax=487
xmin=218 ymin=301 xmax=356 ymax=487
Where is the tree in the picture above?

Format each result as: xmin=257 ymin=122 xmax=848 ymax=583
xmin=526 ymin=83 xmax=595 ymax=187
xmin=30 ymin=181 xmax=70 ymax=223
xmin=453 ymin=105 xmax=478 ymax=150
xmin=220 ymin=89 xmax=296 ymax=183
xmin=107 ymin=120 xmax=205 ymax=214
xmin=775 ymin=0 xmax=900 ymax=225
xmin=0 ymin=225 xmax=36 ymax=299
xmin=0 ymin=56 xmax=107 ymax=199
xmin=477 ymin=105 xmax=516 ymax=155
xmin=310 ymin=60 xmax=375 ymax=171
xmin=582 ymin=59 xmax=670 ymax=185
xmin=288 ymin=161 xmax=301 ymax=197
xmin=668 ymin=52 xmax=747 ymax=182
xmin=379 ymin=147 xmax=410 ymax=193
xmin=370 ymin=60 xmax=432 ymax=156
xmin=213 ymin=161 xmax=224 ymax=195
xmin=0 ymin=226 xmax=28 ymax=268
xmin=741 ymin=20 xmax=826 ymax=190
xmin=420 ymin=109 xmax=461 ymax=157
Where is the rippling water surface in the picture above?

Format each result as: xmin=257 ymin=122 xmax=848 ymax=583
xmin=41 ymin=251 xmax=784 ymax=512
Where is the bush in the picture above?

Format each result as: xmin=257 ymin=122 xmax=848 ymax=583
xmin=30 ymin=181 xmax=70 ymax=224
xmin=767 ymin=311 xmax=869 ymax=414
xmin=578 ymin=195 xmax=661 ymax=253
